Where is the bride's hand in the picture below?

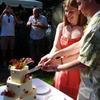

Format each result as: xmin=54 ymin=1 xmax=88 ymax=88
xmin=38 ymin=53 xmax=55 ymax=66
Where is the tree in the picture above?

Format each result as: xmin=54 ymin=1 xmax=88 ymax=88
xmin=37 ymin=0 xmax=64 ymax=9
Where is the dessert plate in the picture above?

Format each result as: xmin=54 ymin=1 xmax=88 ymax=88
xmin=32 ymin=79 xmax=50 ymax=95
xmin=36 ymin=84 xmax=50 ymax=95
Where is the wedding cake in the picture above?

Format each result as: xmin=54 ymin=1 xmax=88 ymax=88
xmin=1 ymin=58 xmax=36 ymax=100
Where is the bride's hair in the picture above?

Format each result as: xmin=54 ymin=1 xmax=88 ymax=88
xmin=63 ymin=0 xmax=87 ymax=26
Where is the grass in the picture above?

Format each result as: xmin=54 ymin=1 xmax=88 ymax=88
xmin=0 ymin=83 xmax=5 ymax=86
xmin=32 ymin=70 xmax=55 ymax=84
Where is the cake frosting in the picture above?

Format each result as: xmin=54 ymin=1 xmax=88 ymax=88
xmin=1 ymin=58 xmax=36 ymax=100
xmin=10 ymin=65 xmax=28 ymax=83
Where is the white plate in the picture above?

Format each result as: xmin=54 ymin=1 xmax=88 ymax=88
xmin=32 ymin=79 xmax=50 ymax=95
xmin=36 ymin=84 xmax=50 ymax=95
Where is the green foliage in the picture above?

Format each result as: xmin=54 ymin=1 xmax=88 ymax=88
xmin=37 ymin=0 xmax=64 ymax=9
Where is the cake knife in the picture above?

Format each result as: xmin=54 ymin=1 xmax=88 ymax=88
xmin=26 ymin=56 xmax=62 ymax=75
xmin=28 ymin=57 xmax=62 ymax=74
xmin=29 ymin=65 xmax=41 ymax=73
xmin=25 ymin=65 xmax=41 ymax=77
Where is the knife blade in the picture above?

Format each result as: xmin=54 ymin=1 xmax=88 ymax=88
xmin=25 ymin=65 xmax=41 ymax=77
xmin=29 ymin=66 xmax=40 ymax=73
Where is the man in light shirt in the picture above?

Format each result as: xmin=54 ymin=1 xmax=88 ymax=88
xmin=27 ymin=7 xmax=48 ymax=65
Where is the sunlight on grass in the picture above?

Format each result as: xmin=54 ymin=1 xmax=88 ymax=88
xmin=32 ymin=70 xmax=55 ymax=84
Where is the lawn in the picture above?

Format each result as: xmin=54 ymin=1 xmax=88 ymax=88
xmin=32 ymin=70 xmax=55 ymax=85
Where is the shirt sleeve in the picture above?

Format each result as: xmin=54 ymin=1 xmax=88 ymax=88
xmin=78 ymin=17 xmax=100 ymax=68
xmin=42 ymin=16 xmax=48 ymax=26
xmin=28 ymin=16 xmax=32 ymax=23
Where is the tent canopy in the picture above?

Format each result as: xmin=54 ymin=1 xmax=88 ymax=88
xmin=0 ymin=0 xmax=43 ymax=8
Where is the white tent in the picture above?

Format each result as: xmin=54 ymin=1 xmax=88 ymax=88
xmin=0 ymin=0 xmax=43 ymax=8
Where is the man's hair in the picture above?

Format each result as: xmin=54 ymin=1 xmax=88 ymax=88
xmin=95 ymin=0 xmax=100 ymax=4
xmin=33 ymin=7 xmax=40 ymax=13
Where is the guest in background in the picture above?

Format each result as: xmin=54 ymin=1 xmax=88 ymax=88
xmin=27 ymin=7 xmax=48 ymax=65
xmin=15 ymin=15 xmax=26 ymax=58
xmin=0 ymin=5 xmax=16 ymax=66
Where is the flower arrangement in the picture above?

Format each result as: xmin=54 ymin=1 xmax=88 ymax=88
xmin=9 ymin=58 xmax=34 ymax=69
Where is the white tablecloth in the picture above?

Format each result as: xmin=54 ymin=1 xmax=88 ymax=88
xmin=0 ymin=78 xmax=73 ymax=100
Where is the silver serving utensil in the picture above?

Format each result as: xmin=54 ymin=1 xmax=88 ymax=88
xmin=29 ymin=66 xmax=40 ymax=73
xmin=25 ymin=65 xmax=41 ymax=77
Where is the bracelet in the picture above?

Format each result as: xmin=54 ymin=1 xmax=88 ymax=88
xmin=61 ymin=57 xmax=63 ymax=64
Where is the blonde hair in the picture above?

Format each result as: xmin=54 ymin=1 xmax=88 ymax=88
xmin=63 ymin=0 xmax=87 ymax=26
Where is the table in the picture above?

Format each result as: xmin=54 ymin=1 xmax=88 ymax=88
xmin=0 ymin=78 xmax=73 ymax=100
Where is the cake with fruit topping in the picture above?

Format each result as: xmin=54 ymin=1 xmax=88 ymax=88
xmin=1 ymin=58 xmax=36 ymax=100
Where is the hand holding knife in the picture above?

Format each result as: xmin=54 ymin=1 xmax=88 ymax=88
xmin=25 ymin=56 xmax=62 ymax=76
xmin=25 ymin=64 xmax=42 ymax=77
xmin=28 ymin=65 xmax=41 ymax=73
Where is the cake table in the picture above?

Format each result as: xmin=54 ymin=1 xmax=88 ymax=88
xmin=0 ymin=78 xmax=73 ymax=100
